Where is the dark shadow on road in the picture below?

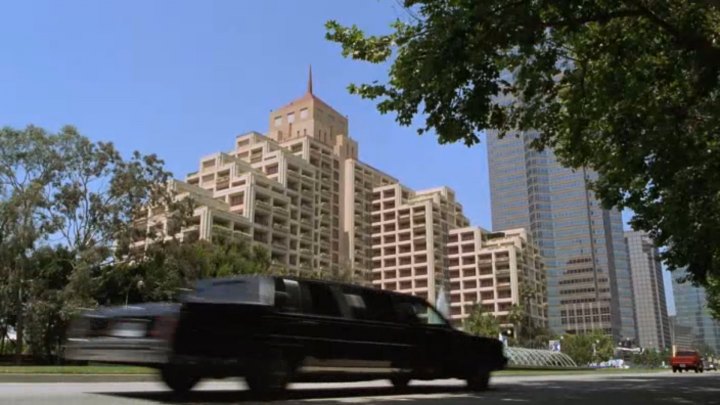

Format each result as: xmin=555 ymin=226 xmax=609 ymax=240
xmin=91 ymin=374 xmax=720 ymax=404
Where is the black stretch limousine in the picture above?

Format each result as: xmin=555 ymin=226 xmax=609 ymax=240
xmin=65 ymin=275 xmax=507 ymax=394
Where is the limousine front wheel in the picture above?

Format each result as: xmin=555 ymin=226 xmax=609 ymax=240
xmin=245 ymin=352 xmax=292 ymax=395
xmin=465 ymin=370 xmax=490 ymax=391
xmin=160 ymin=366 xmax=200 ymax=394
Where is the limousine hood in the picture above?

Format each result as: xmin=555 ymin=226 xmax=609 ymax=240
xmin=66 ymin=302 xmax=180 ymax=340
xmin=83 ymin=302 xmax=180 ymax=318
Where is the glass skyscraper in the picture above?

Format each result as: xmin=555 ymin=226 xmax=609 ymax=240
xmin=624 ymin=231 xmax=671 ymax=350
xmin=487 ymin=131 xmax=636 ymax=341
xmin=671 ymin=270 xmax=720 ymax=352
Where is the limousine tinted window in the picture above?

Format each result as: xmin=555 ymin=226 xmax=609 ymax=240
xmin=341 ymin=286 xmax=397 ymax=323
xmin=190 ymin=277 xmax=273 ymax=304
xmin=274 ymin=278 xmax=302 ymax=312
xmin=395 ymin=296 xmax=449 ymax=326
xmin=300 ymin=282 xmax=342 ymax=317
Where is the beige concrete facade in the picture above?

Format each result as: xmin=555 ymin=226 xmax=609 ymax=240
xmin=447 ymin=227 xmax=547 ymax=331
xmin=370 ymin=185 xmax=469 ymax=303
xmin=138 ymin=73 xmax=545 ymax=320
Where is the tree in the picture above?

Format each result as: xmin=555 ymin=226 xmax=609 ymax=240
xmin=23 ymin=246 xmax=75 ymax=361
xmin=48 ymin=126 xmax=184 ymax=307
xmin=631 ymin=348 xmax=664 ymax=368
xmin=561 ymin=332 xmax=614 ymax=366
xmin=326 ymin=1 xmax=720 ymax=315
xmin=0 ymin=126 xmax=64 ymax=359
xmin=95 ymin=239 xmax=272 ymax=306
xmin=0 ymin=125 xmax=186 ymax=361
xmin=463 ymin=304 xmax=501 ymax=338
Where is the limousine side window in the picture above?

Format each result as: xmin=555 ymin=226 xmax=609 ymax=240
xmin=340 ymin=286 xmax=397 ymax=323
xmin=299 ymin=282 xmax=342 ymax=317
xmin=395 ymin=298 xmax=449 ymax=327
xmin=274 ymin=278 xmax=302 ymax=312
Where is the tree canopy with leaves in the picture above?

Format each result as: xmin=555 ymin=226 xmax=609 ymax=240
xmin=463 ymin=304 xmax=501 ymax=338
xmin=326 ymin=1 xmax=720 ymax=315
xmin=0 ymin=125 xmax=183 ymax=359
xmin=0 ymin=125 xmax=280 ymax=361
xmin=561 ymin=332 xmax=615 ymax=365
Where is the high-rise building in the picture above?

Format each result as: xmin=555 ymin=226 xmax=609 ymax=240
xmin=446 ymin=227 xmax=547 ymax=332
xmin=624 ymin=231 xmax=671 ymax=350
xmin=134 ymin=71 xmax=545 ymax=324
xmin=370 ymin=184 xmax=470 ymax=303
xmin=669 ymin=316 xmax=698 ymax=352
xmin=487 ymin=131 xmax=636 ymax=341
xmin=672 ymin=270 xmax=720 ymax=353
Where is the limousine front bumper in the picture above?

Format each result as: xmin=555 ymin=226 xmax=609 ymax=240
xmin=64 ymin=337 xmax=171 ymax=366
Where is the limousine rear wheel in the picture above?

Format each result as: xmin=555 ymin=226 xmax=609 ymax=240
xmin=465 ymin=370 xmax=490 ymax=391
xmin=390 ymin=375 xmax=411 ymax=389
xmin=160 ymin=366 xmax=200 ymax=394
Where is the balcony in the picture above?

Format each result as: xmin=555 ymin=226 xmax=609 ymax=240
xmin=255 ymin=200 xmax=272 ymax=210
xmin=273 ymin=206 xmax=289 ymax=216
xmin=212 ymin=225 xmax=251 ymax=240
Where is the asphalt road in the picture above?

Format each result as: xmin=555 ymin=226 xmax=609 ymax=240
xmin=2 ymin=371 xmax=720 ymax=405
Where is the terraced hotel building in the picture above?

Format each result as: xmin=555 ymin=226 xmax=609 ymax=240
xmin=134 ymin=73 xmax=546 ymax=330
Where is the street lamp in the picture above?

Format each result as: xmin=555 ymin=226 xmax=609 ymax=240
xmin=592 ymin=339 xmax=600 ymax=361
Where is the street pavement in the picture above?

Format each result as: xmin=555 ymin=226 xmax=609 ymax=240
xmin=2 ymin=371 xmax=720 ymax=404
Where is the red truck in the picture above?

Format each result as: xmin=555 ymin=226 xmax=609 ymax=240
xmin=671 ymin=350 xmax=704 ymax=373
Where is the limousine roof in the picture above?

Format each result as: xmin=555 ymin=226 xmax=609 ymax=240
xmin=186 ymin=274 xmax=428 ymax=305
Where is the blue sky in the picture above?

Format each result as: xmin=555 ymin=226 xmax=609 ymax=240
xmin=0 ymin=0 xmax=674 ymax=314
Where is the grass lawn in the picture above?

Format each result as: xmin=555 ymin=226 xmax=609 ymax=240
xmin=0 ymin=364 xmax=154 ymax=374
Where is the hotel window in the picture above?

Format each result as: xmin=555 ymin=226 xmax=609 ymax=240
xmin=287 ymin=112 xmax=295 ymax=123
xmin=300 ymin=108 xmax=308 ymax=119
xmin=274 ymin=116 xmax=282 ymax=127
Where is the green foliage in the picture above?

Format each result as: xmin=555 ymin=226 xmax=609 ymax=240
xmin=463 ymin=304 xmax=501 ymax=338
xmin=0 ymin=124 xmax=191 ymax=361
xmin=631 ymin=348 xmax=670 ymax=368
xmin=22 ymin=247 xmax=75 ymax=362
xmin=561 ymin=332 xmax=615 ymax=366
xmin=0 ymin=126 xmax=65 ymax=357
xmin=95 ymin=239 xmax=272 ymax=306
xmin=327 ymin=1 xmax=720 ymax=314
xmin=505 ymin=285 xmax=554 ymax=348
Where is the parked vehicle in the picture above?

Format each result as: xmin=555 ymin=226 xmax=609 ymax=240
xmin=671 ymin=350 xmax=703 ymax=373
xmin=703 ymin=360 xmax=717 ymax=371
xmin=65 ymin=275 xmax=508 ymax=394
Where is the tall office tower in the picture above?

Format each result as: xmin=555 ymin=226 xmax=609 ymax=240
xmin=624 ymin=231 xmax=671 ymax=350
xmin=487 ymin=131 xmax=636 ymax=340
xmin=672 ymin=271 xmax=720 ymax=352
xmin=669 ymin=316 xmax=697 ymax=352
